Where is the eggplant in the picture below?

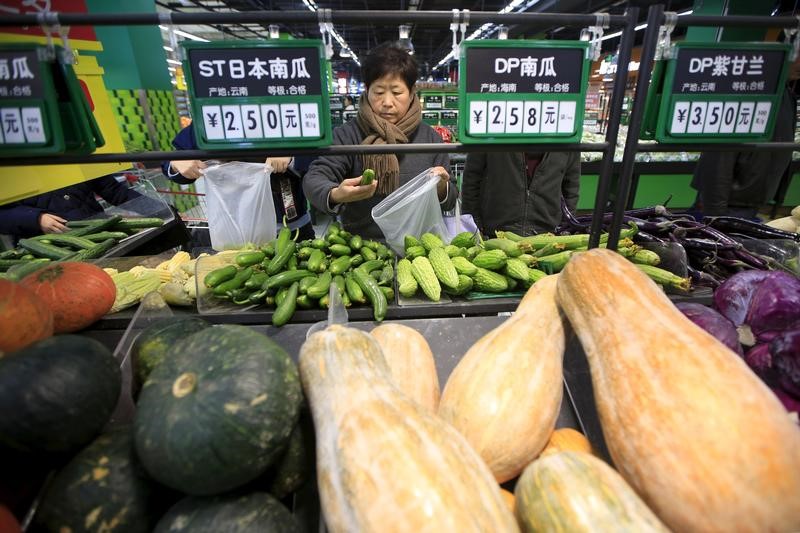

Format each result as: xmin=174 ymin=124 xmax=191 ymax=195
xmin=704 ymin=216 xmax=800 ymax=243
xmin=771 ymin=329 xmax=800 ymax=400
xmin=745 ymin=271 xmax=800 ymax=337
xmin=712 ymin=270 xmax=772 ymax=326
xmin=675 ymin=302 xmax=743 ymax=355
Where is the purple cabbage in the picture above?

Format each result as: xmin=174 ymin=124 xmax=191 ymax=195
xmin=675 ymin=302 xmax=743 ymax=355
xmin=744 ymin=344 xmax=778 ymax=387
xmin=771 ymin=329 xmax=800 ymax=400
xmin=713 ymin=270 xmax=771 ymax=326
xmin=745 ymin=272 xmax=800 ymax=337
xmin=772 ymin=387 xmax=800 ymax=415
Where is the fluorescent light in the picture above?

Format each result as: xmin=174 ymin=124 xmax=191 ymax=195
xmin=167 ymin=59 xmax=181 ymax=65
xmin=168 ymin=66 xmax=176 ymax=71
xmin=300 ymin=0 xmax=360 ymax=66
xmin=163 ymin=46 xmax=173 ymax=52
xmin=600 ymin=9 xmax=693 ymax=42
xmin=159 ymin=25 xmax=210 ymax=42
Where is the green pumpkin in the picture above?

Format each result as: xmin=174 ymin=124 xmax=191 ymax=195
xmin=34 ymin=426 xmax=176 ymax=533
xmin=0 ymin=335 xmax=120 ymax=455
xmin=264 ymin=411 xmax=314 ymax=499
xmin=131 ymin=317 xmax=211 ymax=387
xmin=134 ymin=325 xmax=303 ymax=495
xmin=153 ymin=492 xmax=300 ymax=533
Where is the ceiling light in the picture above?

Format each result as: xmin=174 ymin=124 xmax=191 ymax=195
xmin=167 ymin=59 xmax=181 ymax=65
xmin=163 ymin=46 xmax=173 ymax=52
xmin=498 ymin=25 xmax=509 ymax=40
xmin=300 ymin=0 xmax=360 ymax=66
xmin=599 ymin=9 xmax=693 ymax=42
xmin=398 ymin=24 xmax=415 ymax=54
xmin=159 ymin=25 xmax=210 ymax=42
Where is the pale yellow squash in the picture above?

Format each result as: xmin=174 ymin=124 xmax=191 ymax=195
xmin=557 ymin=248 xmax=800 ymax=533
xmin=299 ymin=325 xmax=518 ymax=533
xmin=438 ymin=275 xmax=564 ymax=483
xmin=515 ymin=451 xmax=669 ymax=532
xmin=370 ymin=323 xmax=440 ymax=412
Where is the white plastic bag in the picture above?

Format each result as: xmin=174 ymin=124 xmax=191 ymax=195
xmin=443 ymin=198 xmax=479 ymax=240
xmin=372 ymin=168 xmax=448 ymax=255
xmin=203 ymin=162 xmax=277 ymax=250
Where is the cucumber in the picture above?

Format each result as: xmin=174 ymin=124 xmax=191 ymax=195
xmin=204 ymin=265 xmax=238 ymax=288
xmin=353 ymin=268 xmax=387 ymax=322
xmin=264 ymin=269 xmax=314 ymax=291
xmin=345 ymin=273 xmax=366 ymax=304
xmin=65 ymin=215 xmax=123 ymax=237
xmin=360 ymin=168 xmax=375 ymax=185
xmin=272 ymin=282 xmax=299 ymax=327
xmin=329 ymin=255 xmax=352 ymax=275
xmin=34 ymin=234 xmax=95 ymax=250
xmin=306 ymin=272 xmax=332 ymax=300
xmin=114 ymin=217 xmax=164 ymax=230
xmin=298 ymin=275 xmax=318 ymax=295
xmin=18 ymin=239 xmax=73 ymax=260
xmin=83 ymin=231 xmax=128 ymax=242
xmin=67 ymin=238 xmax=117 ymax=261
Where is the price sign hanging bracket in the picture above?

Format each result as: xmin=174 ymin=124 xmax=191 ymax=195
xmin=580 ymin=13 xmax=609 ymax=61
xmin=318 ymin=8 xmax=334 ymax=60
xmin=655 ymin=11 xmax=677 ymax=61
xmin=783 ymin=15 xmax=800 ymax=61
xmin=451 ymin=9 xmax=469 ymax=58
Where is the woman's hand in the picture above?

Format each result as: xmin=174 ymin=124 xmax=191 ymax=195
xmin=266 ymin=157 xmax=292 ymax=173
xmin=432 ymin=166 xmax=450 ymax=200
xmin=170 ymin=159 xmax=207 ymax=180
xmin=39 ymin=213 xmax=68 ymax=234
xmin=329 ymin=176 xmax=378 ymax=205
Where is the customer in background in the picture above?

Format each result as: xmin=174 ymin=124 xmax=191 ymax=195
xmin=343 ymin=95 xmax=356 ymax=111
xmin=0 ymin=174 xmax=144 ymax=241
xmin=302 ymin=42 xmax=457 ymax=238
xmin=690 ymin=40 xmax=800 ymax=219
xmin=163 ymin=125 xmax=316 ymax=241
xmin=462 ymin=151 xmax=581 ymax=236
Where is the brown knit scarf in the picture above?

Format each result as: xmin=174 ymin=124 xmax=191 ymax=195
xmin=356 ymin=93 xmax=422 ymax=196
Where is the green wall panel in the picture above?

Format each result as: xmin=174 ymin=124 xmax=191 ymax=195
xmin=633 ymin=174 xmax=696 ymax=209
xmin=784 ymin=174 xmax=800 ymax=207
xmin=577 ymin=174 xmax=599 ymax=211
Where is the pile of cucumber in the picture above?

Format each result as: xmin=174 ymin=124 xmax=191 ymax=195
xmin=204 ymin=221 xmax=396 ymax=326
xmin=0 ymin=216 xmax=164 ymax=280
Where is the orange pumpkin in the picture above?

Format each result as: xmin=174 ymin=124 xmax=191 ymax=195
xmin=20 ymin=262 xmax=116 ymax=333
xmin=499 ymin=488 xmax=516 ymax=514
xmin=0 ymin=279 xmax=53 ymax=354
xmin=541 ymin=428 xmax=594 ymax=457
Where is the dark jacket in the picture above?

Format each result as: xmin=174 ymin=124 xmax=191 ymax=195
xmin=163 ymin=126 xmax=314 ymax=230
xmin=0 ymin=175 xmax=141 ymax=240
xmin=302 ymin=120 xmax=456 ymax=239
xmin=462 ymin=151 xmax=581 ymax=236
xmin=691 ymin=86 xmax=797 ymax=215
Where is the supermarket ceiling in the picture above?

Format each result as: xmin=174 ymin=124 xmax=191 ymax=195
xmin=156 ymin=0 xmax=696 ymax=75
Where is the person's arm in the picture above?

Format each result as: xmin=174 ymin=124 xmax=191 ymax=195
xmin=0 ymin=203 xmax=60 ymax=236
xmin=561 ymin=152 xmax=581 ymax=214
xmin=91 ymin=175 xmax=141 ymax=206
xmin=162 ymin=127 xmax=206 ymax=184
xmin=302 ymin=127 xmax=370 ymax=214
xmin=461 ymin=153 xmax=487 ymax=229
xmin=427 ymin=130 xmax=456 ymax=210
xmin=695 ymin=152 xmax=737 ymax=216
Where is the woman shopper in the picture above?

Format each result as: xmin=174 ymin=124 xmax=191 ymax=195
xmin=302 ymin=43 xmax=457 ymax=239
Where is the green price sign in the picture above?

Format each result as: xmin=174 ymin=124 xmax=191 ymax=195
xmin=458 ymin=40 xmax=590 ymax=144
xmin=182 ymin=40 xmax=331 ymax=150
xmin=654 ymin=42 xmax=790 ymax=143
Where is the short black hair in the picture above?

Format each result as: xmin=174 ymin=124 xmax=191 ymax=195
xmin=361 ymin=42 xmax=418 ymax=90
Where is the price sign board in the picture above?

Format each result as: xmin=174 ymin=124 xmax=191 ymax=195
xmin=0 ymin=45 xmax=63 ymax=156
xmin=458 ymin=40 xmax=589 ymax=144
xmin=441 ymin=110 xmax=458 ymax=127
xmin=183 ymin=40 xmax=331 ymax=149
xmin=422 ymin=111 xmax=440 ymax=125
xmin=444 ymin=94 xmax=459 ymax=109
xmin=655 ymin=42 xmax=790 ymax=143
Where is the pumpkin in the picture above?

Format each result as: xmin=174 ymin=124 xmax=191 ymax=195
xmin=0 ymin=279 xmax=53 ymax=354
xmin=299 ymin=325 xmax=518 ymax=533
xmin=131 ymin=317 xmax=211 ymax=387
xmin=134 ymin=325 xmax=303 ymax=495
xmin=557 ymin=249 xmax=800 ymax=532
xmin=153 ymin=492 xmax=300 ymax=533
xmin=0 ymin=506 xmax=21 ymax=533
xmin=20 ymin=262 xmax=116 ymax=333
xmin=33 ymin=426 xmax=176 ymax=533
xmin=540 ymin=428 xmax=594 ymax=457
xmin=499 ymin=488 xmax=516 ymax=514
xmin=370 ymin=323 xmax=440 ymax=411
xmin=263 ymin=413 xmax=314 ymax=499
xmin=438 ymin=275 xmax=564 ymax=483
xmin=515 ymin=451 xmax=669 ymax=532
xmin=0 ymin=335 xmax=120 ymax=455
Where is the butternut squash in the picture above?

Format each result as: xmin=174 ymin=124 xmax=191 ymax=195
xmin=515 ymin=451 xmax=669 ymax=532
xmin=299 ymin=325 xmax=518 ymax=533
xmin=499 ymin=488 xmax=516 ymax=515
xmin=370 ymin=323 xmax=440 ymax=412
xmin=540 ymin=428 xmax=594 ymax=457
xmin=438 ymin=275 xmax=564 ymax=483
xmin=557 ymin=249 xmax=800 ymax=533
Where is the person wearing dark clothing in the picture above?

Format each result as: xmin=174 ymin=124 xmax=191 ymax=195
xmin=462 ymin=151 xmax=581 ymax=237
xmin=302 ymin=43 xmax=456 ymax=239
xmin=163 ymin=126 xmax=316 ymax=241
xmin=0 ymin=175 xmax=142 ymax=241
